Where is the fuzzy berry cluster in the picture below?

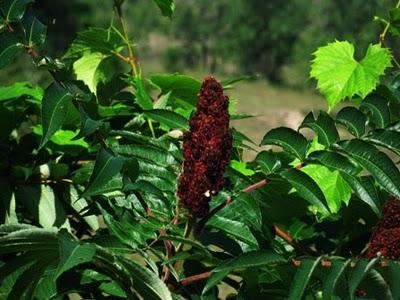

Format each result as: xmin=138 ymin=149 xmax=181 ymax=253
xmin=177 ymin=76 xmax=232 ymax=217
xmin=367 ymin=197 xmax=400 ymax=259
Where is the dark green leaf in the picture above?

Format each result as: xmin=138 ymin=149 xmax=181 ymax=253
xmin=261 ymin=127 xmax=308 ymax=160
xmin=144 ymin=109 xmax=188 ymax=130
xmin=255 ymin=151 xmax=281 ymax=175
xmin=1 ymin=0 xmax=33 ymax=21
xmin=82 ymin=148 xmax=124 ymax=197
xmin=22 ymin=15 xmax=46 ymax=47
xmin=348 ymin=258 xmax=379 ymax=300
xmin=300 ymin=111 xmax=339 ymax=147
xmin=288 ymin=257 xmax=322 ymax=300
xmin=280 ymin=168 xmax=329 ymax=214
xmin=364 ymin=129 xmax=400 ymax=157
xmin=340 ymin=139 xmax=400 ymax=199
xmin=336 ymin=106 xmax=367 ymax=137
xmin=308 ymin=150 xmax=361 ymax=176
xmin=322 ymin=259 xmax=351 ymax=300
xmin=72 ymin=105 xmax=101 ymax=140
xmin=152 ymin=0 xmax=175 ymax=18
xmin=360 ymin=94 xmax=390 ymax=128
xmin=40 ymin=82 xmax=73 ymax=148
xmin=0 ymin=32 xmax=23 ymax=69
xmin=56 ymin=230 xmax=96 ymax=278
xmin=122 ymin=157 xmax=139 ymax=183
xmin=214 ymin=250 xmax=286 ymax=272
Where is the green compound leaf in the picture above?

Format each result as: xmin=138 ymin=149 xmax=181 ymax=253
xmin=336 ymin=106 xmax=367 ymax=137
xmin=82 ymin=148 xmax=124 ymax=197
xmin=280 ymin=168 xmax=329 ymax=214
xmin=144 ymin=109 xmax=188 ymax=130
xmin=261 ymin=127 xmax=308 ymax=160
xmin=310 ymin=41 xmax=392 ymax=110
xmin=289 ymin=257 xmax=322 ymax=300
xmin=40 ymin=82 xmax=73 ymax=148
xmin=340 ymin=139 xmax=400 ymax=199
xmin=300 ymin=111 xmax=339 ymax=147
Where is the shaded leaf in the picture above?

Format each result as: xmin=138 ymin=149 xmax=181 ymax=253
xmin=300 ymin=111 xmax=339 ymax=147
xmin=360 ymin=94 xmax=390 ymax=128
xmin=144 ymin=109 xmax=188 ymax=130
xmin=288 ymin=257 xmax=322 ymax=300
xmin=336 ymin=106 xmax=367 ymax=137
xmin=261 ymin=127 xmax=308 ymax=160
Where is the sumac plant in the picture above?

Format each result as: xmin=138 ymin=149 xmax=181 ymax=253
xmin=3 ymin=0 xmax=400 ymax=299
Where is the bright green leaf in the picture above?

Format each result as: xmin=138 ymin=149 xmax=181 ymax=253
xmin=310 ymin=41 xmax=392 ymax=109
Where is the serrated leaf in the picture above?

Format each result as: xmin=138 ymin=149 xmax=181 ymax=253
xmin=341 ymin=174 xmax=381 ymax=215
xmin=207 ymin=216 xmax=259 ymax=250
xmin=0 ymin=32 xmax=23 ymax=69
xmin=261 ymin=127 xmax=308 ymax=160
xmin=300 ymin=111 xmax=339 ymax=147
xmin=360 ymin=94 xmax=391 ymax=128
xmin=322 ymin=259 xmax=351 ymax=300
xmin=40 ymin=82 xmax=72 ymax=148
xmin=0 ymin=82 xmax=43 ymax=101
xmin=364 ymin=129 xmax=400 ymax=157
xmin=301 ymin=164 xmax=352 ymax=213
xmin=150 ymin=73 xmax=201 ymax=106
xmin=280 ymin=168 xmax=329 ymax=214
xmin=64 ymin=27 xmax=125 ymax=58
xmin=56 ymin=230 xmax=96 ymax=278
xmin=255 ymin=151 xmax=281 ymax=175
xmin=73 ymin=52 xmax=111 ymax=94
xmin=144 ymin=109 xmax=188 ymax=130
xmin=152 ymin=0 xmax=175 ymax=18
xmin=348 ymin=258 xmax=379 ymax=300
xmin=215 ymin=250 xmax=286 ymax=272
xmin=73 ymin=106 xmax=101 ymax=140
xmin=310 ymin=41 xmax=392 ymax=109
xmin=308 ymin=150 xmax=361 ymax=176
xmin=82 ymin=148 xmax=124 ymax=197
xmin=289 ymin=257 xmax=322 ymax=300
xmin=336 ymin=106 xmax=367 ymax=137
xmin=1 ymin=0 xmax=33 ymax=21
xmin=204 ymin=250 xmax=285 ymax=295
xmin=340 ymin=139 xmax=400 ymax=199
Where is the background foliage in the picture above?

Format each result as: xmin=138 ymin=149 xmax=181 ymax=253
xmin=2 ymin=0 xmax=400 ymax=299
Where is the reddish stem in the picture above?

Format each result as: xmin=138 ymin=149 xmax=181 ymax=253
xmin=180 ymin=271 xmax=213 ymax=286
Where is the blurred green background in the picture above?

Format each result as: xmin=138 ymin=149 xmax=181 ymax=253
xmin=0 ymin=0 xmax=394 ymax=146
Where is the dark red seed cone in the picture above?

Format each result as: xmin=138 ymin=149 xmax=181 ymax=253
xmin=177 ymin=76 xmax=232 ymax=217
xmin=367 ymin=197 xmax=400 ymax=259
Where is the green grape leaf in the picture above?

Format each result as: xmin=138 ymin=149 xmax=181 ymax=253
xmin=152 ymin=0 xmax=175 ymax=18
xmin=310 ymin=41 xmax=392 ymax=109
xmin=150 ymin=73 xmax=201 ymax=106
xmin=40 ymin=83 xmax=73 ymax=148
xmin=73 ymin=52 xmax=112 ymax=95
